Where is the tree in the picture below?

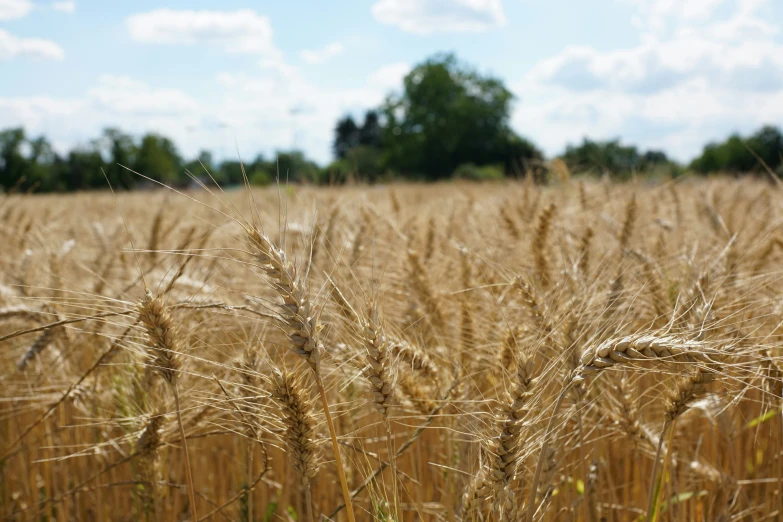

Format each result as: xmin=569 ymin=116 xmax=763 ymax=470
xmin=0 ymin=128 xmax=28 ymax=190
xmin=561 ymin=138 xmax=675 ymax=178
xmin=134 ymin=133 xmax=182 ymax=184
xmin=27 ymin=135 xmax=59 ymax=191
xmin=65 ymin=144 xmax=106 ymax=190
xmin=358 ymin=111 xmax=381 ymax=148
xmin=101 ymin=128 xmax=138 ymax=189
xmin=690 ymin=126 xmax=783 ymax=175
xmin=276 ymin=151 xmax=320 ymax=183
xmin=379 ymin=53 xmax=541 ymax=179
xmin=333 ymin=117 xmax=360 ymax=159
xmin=747 ymin=125 xmax=783 ymax=172
xmin=185 ymin=150 xmax=216 ymax=183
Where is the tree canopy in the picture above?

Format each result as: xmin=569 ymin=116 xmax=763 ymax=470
xmin=0 ymin=127 xmax=305 ymax=192
xmin=377 ymin=53 xmax=541 ymax=179
xmin=2 ymin=52 xmax=783 ymax=193
xmin=560 ymin=138 xmax=677 ymax=179
xmin=690 ymin=125 xmax=783 ymax=176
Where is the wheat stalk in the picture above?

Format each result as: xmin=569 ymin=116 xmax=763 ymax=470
xmin=244 ymin=225 xmax=356 ymax=522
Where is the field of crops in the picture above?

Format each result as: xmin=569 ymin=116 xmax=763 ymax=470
xmin=1 ymin=177 xmax=782 ymax=521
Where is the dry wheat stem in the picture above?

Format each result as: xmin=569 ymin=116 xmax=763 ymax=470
xmin=328 ymin=378 xmax=458 ymax=519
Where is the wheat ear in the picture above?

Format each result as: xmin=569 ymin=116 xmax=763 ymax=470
xmin=463 ymin=354 xmax=535 ymax=520
xmin=361 ymin=300 xmax=399 ymax=519
xmin=532 ymin=203 xmax=556 ymax=288
xmin=135 ymin=413 xmax=165 ymax=518
xmin=245 ymin=226 xmax=356 ymax=522
xmin=407 ymin=248 xmax=446 ymax=332
xmin=578 ymin=334 xmax=711 ymax=376
xmin=618 ymin=194 xmax=637 ymax=255
xmin=271 ymin=368 xmax=320 ymax=522
xmin=578 ymin=226 xmax=594 ymax=278
xmin=17 ymin=325 xmax=59 ymax=371
xmin=137 ymin=290 xmax=197 ymax=522
xmin=391 ymin=339 xmax=441 ymax=385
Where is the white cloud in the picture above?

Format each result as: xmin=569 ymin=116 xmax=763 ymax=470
xmin=0 ymin=29 xmax=65 ymax=60
xmin=88 ymin=75 xmax=199 ymax=115
xmin=126 ymin=8 xmax=280 ymax=57
xmin=0 ymin=0 xmax=32 ymax=20
xmin=513 ymin=0 xmax=783 ymax=160
xmin=300 ymin=42 xmax=344 ymax=64
xmin=213 ymin=62 xmax=407 ymax=161
xmin=0 ymin=62 xmax=408 ymax=164
xmin=367 ymin=62 xmax=410 ymax=90
xmin=526 ymin=38 xmax=783 ymax=94
xmin=371 ymin=0 xmax=505 ymax=34
xmin=52 ymin=1 xmax=75 ymax=13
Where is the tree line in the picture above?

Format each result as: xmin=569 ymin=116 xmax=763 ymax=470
xmin=0 ymin=127 xmax=322 ymax=192
xmin=2 ymin=53 xmax=782 ymax=192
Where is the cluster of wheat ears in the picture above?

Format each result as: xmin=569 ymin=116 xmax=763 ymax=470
xmin=1 ymin=175 xmax=783 ymax=521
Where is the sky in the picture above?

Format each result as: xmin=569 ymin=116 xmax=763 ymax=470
xmin=2 ymin=0 xmax=783 ymax=165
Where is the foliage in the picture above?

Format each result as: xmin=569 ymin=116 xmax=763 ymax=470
xmin=327 ymin=145 xmax=386 ymax=184
xmin=561 ymin=138 xmax=677 ymax=179
xmin=133 ymin=134 xmax=182 ymax=184
xmin=333 ymin=111 xmax=382 ymax=160
xmin=0 ymin=127 xmax=315 ymax=192
xmin=275 ymin=151 xmax=321 ymax=184
xmin=101 ymin=128 xmax=138 ymax=189
xmin=3 ymin=47 xmax=781 ymax=193
xmin=453 ymin=163 xmax=504 ymax=181
xmin=690 ymin=125 xmax=783 ymax=176
xmin=378 ymin=53 xmax=542 ymax=179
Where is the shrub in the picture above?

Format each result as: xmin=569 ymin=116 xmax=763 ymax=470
xmin=454 ymin=163 xmax=505 ymax=181
xmin=249 ymin=170 xmax=272 ymax=186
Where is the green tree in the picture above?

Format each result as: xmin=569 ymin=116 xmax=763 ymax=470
xmin=65 ymin=144 xmax=106 ymax=190
xmin=217 ymin=161 xmax=244 ymax=185
xmin=275 ymin=151 xmax=320 ymax=183
xmin=27 ymin=136 xmax=58 ymax=191
xmin=690 ymin=126 xmax=783 ymax=175
xmin=133 ymin=133 xmax=182 ymax=184
xmin=358 ymin=111 xmax=381 ymax=149
xmin=561 ymin=138 xmax=675 ymax=178
xmin=101 ymin=128 xmax=138 ymax=189
xmin=691 ymin=135 xmax=755 ymax=174
xmin=334 ymin=116 xmax=360 ymax=159
xmin=0 ymin=128 xmax=28 ymax=190
xmin=747 ymin=125 xmax=783 ymax=172
xmin=327 ymin=145 xmax=385 ymax=184
xmin=215 ymin=155 xmax=273 ymax=186
xmin=379 ymin=53 xmax=540 ymax=179
xmin=185 ymin=150 xmax=216 ymax=183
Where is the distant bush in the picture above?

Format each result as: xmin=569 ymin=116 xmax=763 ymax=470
xmin=249 ymin=170 xmax=272 ymax=186
xmin=345 ymin=146 xmax=384 ymax=182
xmin=561 ymin=138 xmax=676 ymax=180
xmin=323 ymin=146 xmax=387 ymax=184
xmin=454 ymin=163 xmax=504 ymax=181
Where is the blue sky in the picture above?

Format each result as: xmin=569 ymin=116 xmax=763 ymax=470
xmin=2 ymin=0 xmax=783 ymax=164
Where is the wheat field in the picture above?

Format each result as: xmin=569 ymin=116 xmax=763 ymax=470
xmin=1 ymin=176 xmax=782 ymax=522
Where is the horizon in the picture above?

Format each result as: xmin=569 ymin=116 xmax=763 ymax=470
xmin=3 ymin=0 xmax=783 ymax=165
